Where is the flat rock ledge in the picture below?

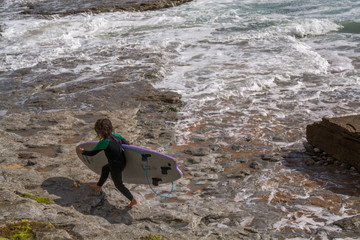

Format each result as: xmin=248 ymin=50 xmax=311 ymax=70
xmin=306 ymin=115 xmax=360 ymax=172
xmin=21 ymin=0 xmax=194 ymax=16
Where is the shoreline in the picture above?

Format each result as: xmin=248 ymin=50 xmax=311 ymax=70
xmin=1 ymin=43 xmax=359 ymax=239
xmin=1 ymin=94 xmax=360 ymax=239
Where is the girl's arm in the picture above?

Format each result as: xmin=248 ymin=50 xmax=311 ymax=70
xmin=81 ymin=148 xmax=102 ymax=156
xmin=78 ymin=139 xmax=109 ymax=156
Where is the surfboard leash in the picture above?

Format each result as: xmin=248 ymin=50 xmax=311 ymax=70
xmin=123 ymin=146 xmax=174 ymax=198
xmin=145 ymin=155 xmax=174 ymax=198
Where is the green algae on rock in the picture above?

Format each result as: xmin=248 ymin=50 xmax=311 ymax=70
xmin=14 ymin=191 xmax=54 ymax=205
xmin=0 ymin=219 xmax=54 ymax=240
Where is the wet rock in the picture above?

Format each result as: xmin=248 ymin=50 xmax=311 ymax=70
xmin=187 ymin=157 xmax=202 ymax=164
xmin=230 ymin=143 xmax=243 ymax=151
xmin=303 ymin=141 xmax=315 ymax=155
xmin=333 ymin=215 xmax=360 ymax=234
xmin=315 ymin=160 xmax=325 ymax=166
xmin=305 ymin=158 xmax=315 ymax=166
xmin=243 ymin=136 xmax=252 ymax=142
xmin=271 ymin=135 xmax=287 ymax=143
xmin=261 ymin=153 xmax=283 ymax=162
xmin=25 ymin=160 xmax=37 ymax=166
xmin=341 ymin=162 xmax=352 ymax=170
xmin=184 ymin=147 xmax=211 ymax=156
xmin=313 ymin=148 xmax=322 ymax=154
xmin=158 ymin=92 xmax=182 ymax=104
xmin=209 ymin=144 xmax=221 ymax=151
xmin=227 ymin=170 xmax=250 ymax=179
xmin=249 ymin=161 xmax=261 ymax=170
xmin=1 ymin=79 xmax=360 ymax=240
xmin=21 ymin=0 xmax=193 ymax=16
xmin=18 ymin=152 xmax=37 ymax=159
xmin=306 ymin=115 xmax=360 ymax=171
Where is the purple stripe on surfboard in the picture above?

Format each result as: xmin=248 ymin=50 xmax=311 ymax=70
xmin=80 ymin=141 xmax=183 ymax=175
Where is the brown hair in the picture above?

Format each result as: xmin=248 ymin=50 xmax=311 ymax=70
xmin=94 ymin=118 xmax=114 ymax=140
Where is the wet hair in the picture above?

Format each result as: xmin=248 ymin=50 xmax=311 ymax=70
xmin=94 ymin=118 xmax=114 ymax=139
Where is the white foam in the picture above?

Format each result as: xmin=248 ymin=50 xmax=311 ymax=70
xmin=288 ymin=19 xmax=341 ymax=38
xmin=234 ymin=190 xmax=253 ymax=203
xmin=2 ymin=0 xmax=360 ymax=180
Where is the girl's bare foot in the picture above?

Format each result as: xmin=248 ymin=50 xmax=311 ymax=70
xmin=89 ymin=183 xmax=101 ymax=192
xmin=127 ymin=198 xmax=138 ymax=208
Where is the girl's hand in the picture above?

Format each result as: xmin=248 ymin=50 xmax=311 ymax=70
xmin=77 ymin=147 xmax=84 ymax=154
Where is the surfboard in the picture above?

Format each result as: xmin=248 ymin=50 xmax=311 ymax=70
xmin=76 ymin=142 xmax=182 ymax=185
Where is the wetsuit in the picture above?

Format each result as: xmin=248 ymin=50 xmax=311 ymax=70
xmin=81 ymin=133 xmax=134 ymax=201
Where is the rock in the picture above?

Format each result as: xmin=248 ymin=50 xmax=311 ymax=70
xmin=34 ymin=227 xmax=73 ymax=240
xmin=243 ymin=136 xmax=252 ymax=142
xmin=209 ymin=144 xmax=221 ymax=151
xmin=187 ymin=157 xmax=202 ymax=164
xmin=261 ymin=154 xmax=283 ymax=162
xmin=313 ymin=148 xmax=322 ymax=154
xmin=18 ymin=152 xmax=37 ymax=159
xmin=303 ymin=141 xmax=315 ymax=155
xmin=311 ymin=156 xmax=322 ymax=162
xmin=315 ymin=160 xmax=324 ymax=166
xmin=158 ymin=92 xmax=182 ymax=104
xmin=249 ymin=161 xmax=261 ymax=170
xmin=305 ymin=159 xmax=315 ymax=166
xmin=21 ymin=0 xmax=194 ymax=15
xmin=184 ymin=147 xmax=211 ymax=156
xmin=306 ymin=115 xmax=360 ymax=171
xmin=0 ymin=106 xmax=183 ymax=239
xmin=333 ymin=215 xmax=360 ymax=234
xmin=230 ymin=143 xmax=243 ymax=151
xmin=25 ymin=160 xmax=37 ymax=166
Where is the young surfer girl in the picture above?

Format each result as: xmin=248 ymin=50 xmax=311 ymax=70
xmin=77 ymin=118 xmax=138 ymax=208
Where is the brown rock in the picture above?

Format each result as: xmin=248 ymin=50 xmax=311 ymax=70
xmin=306 ymin=115 xmax=360 ymax=171
xmin=21 ymin=0 xmax=194 ymax=16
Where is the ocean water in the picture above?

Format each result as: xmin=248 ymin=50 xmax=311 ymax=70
xmin=1 ymin=0 xmax=360 ymax=236
xmin=3 ymin=0 xmax=358 ymax=146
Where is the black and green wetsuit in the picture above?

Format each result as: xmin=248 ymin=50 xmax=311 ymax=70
xmin=82 ymin=133 xmax=134 ymax=201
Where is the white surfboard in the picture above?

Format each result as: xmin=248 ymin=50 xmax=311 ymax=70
xmin=76 ymin=142 xmax=182 ymax=185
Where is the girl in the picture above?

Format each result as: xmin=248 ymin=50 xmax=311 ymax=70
xmin=77 ymin=118 xmax=138 ymax=208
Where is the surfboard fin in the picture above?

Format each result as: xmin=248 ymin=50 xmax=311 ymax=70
xmin=152 ymin=178 xmax=162 ymax=186
xmin=161 ymin=166 xmax=171 ymax=175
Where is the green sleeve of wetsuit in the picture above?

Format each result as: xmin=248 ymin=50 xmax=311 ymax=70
xmin=113 ymin=133 xmax=125 ymax=139
xmin=91 ymin=138 xmax=110 ymax=151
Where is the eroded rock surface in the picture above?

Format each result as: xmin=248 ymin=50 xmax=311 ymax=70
xmin=306 ymin=115 xmax=360 ymax=171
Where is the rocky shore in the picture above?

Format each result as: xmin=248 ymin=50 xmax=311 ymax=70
xmin=1 ymin=1 xmax=360 ymax=239
xmin=0 ymin=105 xmax=184 ymax=240
xmin=1 ymin=77 xmax=360 ymax=239
xmin=20 ymin=0 xmax=194 ymax=16
xmin=1 ymin=105 xmax=360 ymax=239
